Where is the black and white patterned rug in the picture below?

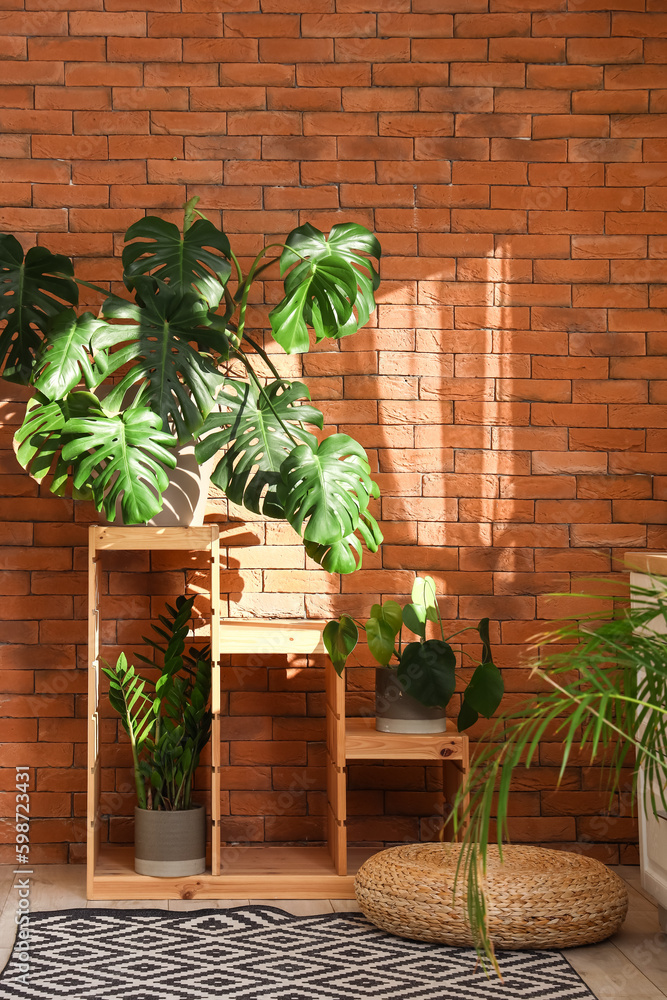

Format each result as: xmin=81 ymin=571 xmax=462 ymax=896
xmin=0 ymin=905 xmax=597 ymax=1000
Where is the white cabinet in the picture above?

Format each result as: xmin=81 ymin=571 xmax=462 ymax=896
xmin=629 ymin=554 xmax=667 ymax=930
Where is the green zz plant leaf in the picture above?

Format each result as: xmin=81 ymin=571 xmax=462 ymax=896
xmin=0 ymin=235 xmax=78 ymax=385
xmin=278 ymin=434 xmax=383 ymax=575
xmin=122 ymin=215 xmax=232 ymax=309
xmin=269 ymin=223 xmax=381 ymax=354
xmin=62 ymin=400 xmax=177 ymax=524
xmin=101 ymin=652 xmax=155 ymax=810
xmin=194 ymin=378 xmax=323 ymax=519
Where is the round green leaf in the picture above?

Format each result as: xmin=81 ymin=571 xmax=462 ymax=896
xmin=402 ymin=603 xmax=426 ymax=639
xmin=397 ymin=639 xmax=457 ymax=708
xmin=370 ymin=600 xmax=402 ymax=637
xmin=323 ymin=616 xmax=359 ymax=675
xmin=366 ymin=616 xmax=397 ymax=667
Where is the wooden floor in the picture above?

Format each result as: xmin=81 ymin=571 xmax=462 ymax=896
xmin=0 ymin=864 xmax=665 ymax=998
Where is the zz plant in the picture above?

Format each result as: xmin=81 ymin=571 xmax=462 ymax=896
xmin=102 ymin=595 xmax=211 ymax=811
xmin=323 ymin=576 xmax=504 ymax=731
xmin=0 ymin=199 xmax=383 ymax=573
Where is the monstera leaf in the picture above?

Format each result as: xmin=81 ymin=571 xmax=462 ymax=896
xmin=279 ymin=433 xmax=378 ymax=545
xmin=122 ymin=216 xmax=231 ymax=308
xmin=195 ymin=379 xmax=322 ymax=518
xmin=0 ymin=235 xmax=78 ymax=384
xmin=14 ymin=393 xmax=73 ymax=495
xmin=32 ymin=310 xmax=107 ymax=400
xmin=304 ymin=509 xmax=383 ymax=574
xmin=269 ymin=223 xmax=381 ymax=354
xmin=62 ymin=401 xmax=177 ymax=524
xmin=94 ymin=279 xmax=225 ymax=440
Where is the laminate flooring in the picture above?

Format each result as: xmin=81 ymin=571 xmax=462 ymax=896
xmin=0 ymin=863 xmax=663 ymax=999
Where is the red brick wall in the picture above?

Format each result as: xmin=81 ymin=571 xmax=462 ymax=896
xmin=1 ymin=0 xmax=663 ymax=863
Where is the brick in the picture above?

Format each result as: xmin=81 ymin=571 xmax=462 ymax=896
xmin=108 ymin=37 xmax=182 ymax=61
xmin=536 ymin=500 xmax=611 ymax=523
xmin=110 ymin=134 xmax=182 ymax=158
xmin=495 ymin=89 xmax=570 ymax=114
xmin=69 ymin=11 xmax=146 ymax=33
xmin=568 ymin=37 xmax=643 ymax=62
xmin=452 ymin=209 xmax=527 ymax=234
xmin=373 ymin=63 xmax=450 ymax=87
xmin=413 ymin=39 xmax=487 ymax=62
xmin=0 ymin=62 xmax=64 ymax=87
xmin=66 ymin=63 xmax=143 ymax=87
xmin=0 ymin=35 xmax=25 ymax=59
xmin=491 ymin=138 xmax=566 ymax=161
xmin=0 ymin=207 xmax=67 ymax=231
xmin=534 ymin=12 xmax=611 ymax=34
xmin=606 ymin=65 xmax=667 ymax=90
xmin=420 ymin=87 xmax=492 ymax=114
xmin=114 ymin=87 xmax=189 ymax=111
xmin=35 ymin=86 xmax=110 ymax=111
xmin=455 ymin=12 xmax=530 ymax=34
xmin=261 ymin=38 xmax=334 ymax=62
xmin=32 ymin=135 xmax=108 ymax=160
xmin=0 ymin=11 xmax=67 ymax=33
xmin=69 ymin=208 xmax=144 ymax=232
xmin=29 ymin=37 xmax=106 ymax=61
xmin=489 ymin=38 xmax=565 ymax=62
xmin=303 ymin=13 xmax=376 ymax=35
xmin=148 ymin=11 xmax=221 ymax=34
xmin=226 ymin=13 xmax=300 ymax=36
xmin=527 ymin=65 xmax=603 ymax=90
xmin=74 ymin=111 xmax=149 ymax=135
xmin=0 ymin=109 xmax=71 ymax=133
xmin=271 ymin=87 xmax=341 ymax=112
xmin=533 ymin=115 xmax=610 ymax=139
xmin=574 ymin=91 xmax=648 ymax=114
xmin=613 ymin=11 xmax=667 ymax=34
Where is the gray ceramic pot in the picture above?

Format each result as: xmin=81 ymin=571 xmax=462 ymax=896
xmin=134 ymin=804 xmax=206 ymax=877
xmin=375 ymin=667 xmax=447 ymax=734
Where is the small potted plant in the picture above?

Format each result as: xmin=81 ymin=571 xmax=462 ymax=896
xmin=102 ymin=595 xmax=212 ymax=876
xmin=323 ymin=576 xmax=504 ymax=733
xmin=1 ymin=199 xmax=383 ymax=574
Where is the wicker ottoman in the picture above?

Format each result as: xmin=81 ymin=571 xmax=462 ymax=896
xmin=354 ymin=843 xmax=628 ymax=950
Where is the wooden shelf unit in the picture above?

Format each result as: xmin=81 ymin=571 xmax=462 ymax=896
xmin=87 ymin=525 xmax=469 ymax=900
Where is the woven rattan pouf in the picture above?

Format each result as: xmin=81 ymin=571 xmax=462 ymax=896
xmin=354 ymin=843 xmax=628 ymax=950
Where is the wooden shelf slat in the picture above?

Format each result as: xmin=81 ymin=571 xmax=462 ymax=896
xmin=90 ymin=845 xmax=359 ymax=899
xmin=219 ymin=619 xmax=326 ymax=655
xmin=91 ymin=525 xmax=219 ymax=551
xmin=345 ymin=717 xmax=465 ymax=761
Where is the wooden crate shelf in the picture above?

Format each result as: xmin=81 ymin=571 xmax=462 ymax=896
xmin=87 ymin=525 xmax=469 ymax=900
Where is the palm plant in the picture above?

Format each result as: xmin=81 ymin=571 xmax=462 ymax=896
xmin=102 ymin=595 xmax=211 ymax=811
xmin=453 ymin=579 xmax=667 ymax=971
xmin=0 ymin=198 xmax=383 ymax=573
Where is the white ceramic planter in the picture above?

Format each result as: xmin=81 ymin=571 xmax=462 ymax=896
xmin=146 ymin=440 xmax=214 ymax=527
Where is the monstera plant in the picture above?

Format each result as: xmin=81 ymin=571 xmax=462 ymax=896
xmin=0 ymin=200 xmax=383 ymax=573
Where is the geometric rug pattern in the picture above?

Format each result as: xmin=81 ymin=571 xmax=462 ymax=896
xmin=0 ymin=905 xmax=598 ymax=1000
